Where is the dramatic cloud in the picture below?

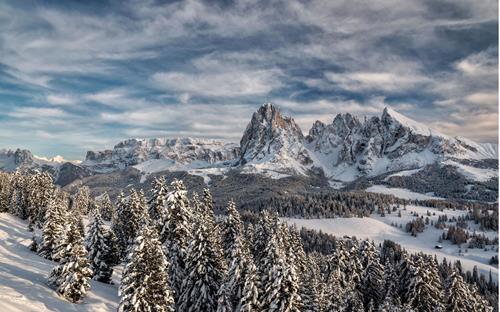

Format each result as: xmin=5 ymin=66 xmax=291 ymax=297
xmin=0 ymin=0 xmax=497 ymax=159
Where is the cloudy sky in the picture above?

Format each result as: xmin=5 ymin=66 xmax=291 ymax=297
xmin=0 ymin=0 xmax=497 ymax=159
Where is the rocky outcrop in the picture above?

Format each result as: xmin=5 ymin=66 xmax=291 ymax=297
xmin=238 ymin=103 xmax=313 ymax=173
xmin=83 ymin=137 xmax=240 ymax=172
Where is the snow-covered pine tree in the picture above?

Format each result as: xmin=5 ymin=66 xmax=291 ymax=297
xmin=0 ymin=172 xmax=11 ymax=213
xmin=300 ymin=254 xmax=322 ymax=312
xmin=73 ymin=186 xmax=90 ymax=215
xmin=222 ymin=200 xmax=244 ymax=263
xmin=468 ymin=282 xmax=492 ymax=312
xmin=148 ymin=176 xmax=168 ymax=225
xmin=217 ymin=203 xmax=259 ymax=312
xmin=408 ymin=254 xmax=444 ymax=311
xmin=38 ymin=193 xmax=66 ymax=260
xmin=344 ymin=290 xmax=364 ymax=312
xmin=179 ymin=201 xmax=224 ymax=312
xmin=105 ymin=229 xmax=121 ymax=267
xmin=202 ymin=189 xmax=225 ymax=270
xmin=161 ymin=179 xmax=193 ymax=305
xmin=398 ymin=253 xmax=417 ymax=304
xmin=253 ymin=210 xmax=274 ymax=263
xmin=445 ymin=270 xmax=472 ymax=312
xmin=99 ymin=192 xmax=114 ymax=221
xmin=238 ymin=258 xmax=260 ymax=312
xmin=323 ymin=268 xmax=345 ymax=311
xmin=32 ymin=171 xmax=55 ymax=228
xmin=112 ymin=191 xmax=128 ymax=258
xmin=381 ymin=259 xmax=400 ymax=308
xmin=359 ymin=239 xmax=377 ymax=270
xmin=360 ymin=256 xmax=384 ymax=309
xmin=85 ymin=208 xmax=113 ymax=283
xmin=119 ymin=220 xmax=174 ymax=312
xmin=259 ymin=224 xmax=301 ymax=312
xmin=122 ymin=189 xmax=146 ymax=253
xmin=48 ymin=217 xmax=92 ymax=303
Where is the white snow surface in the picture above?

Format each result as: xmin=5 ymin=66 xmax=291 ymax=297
xmin=365 ymin=184 xmax=443 ymax=200
xmin=442 ymin=160 xmax=498 ymax=182
xmin=283 ymin=204 xmax=498 ymax=282
xmin=0 ymin=213 xmax=119 ymax=311
xmin=384 ymin=168 xmax=423 ymax=180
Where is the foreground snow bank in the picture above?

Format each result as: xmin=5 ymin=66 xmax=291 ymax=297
xmin=0 ymin=213 xmax=119 ymax=312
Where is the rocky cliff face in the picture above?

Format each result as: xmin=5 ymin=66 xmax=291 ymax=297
xmin=238 ymin=103 xmax=313 ymax=174
xmin=83 ymin=137 xmax=240 ymax=173
xmin=306 ymin=107 xmax=497 ymax=180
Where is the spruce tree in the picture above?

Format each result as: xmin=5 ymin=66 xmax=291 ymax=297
xmin=48 ymin=218 xmax=92 ymax=303
xmin=112 ymin=191 xmax=128 ymax=258
xmin=119 ymin=221 xmax=174 ymax=312
xmin=99 ymin=192 xmax=114 ymax=221
xmin=259 ymin=227 xmax=301 ymax=312
xmin=73 ymin=186 xmax=90 ymax=215
xmin=148 ymin=176 xmax=168 ymax=225
xmin=300 ymin=255 xmax=322 ymax=312
xmin=161 ymin=179 xmax=193 ymax=306
xmin=85 ymin=208 xmax=113 ymax=283
xmin=180 ymin=204 xmax=224 ymax=312
xmin=218 ymin=203 xmax=258 ymax=312
xmin=222 ymin=200 xmax=244 ymax=263
xmin=39 ymin=193 xmax=66 ymax=260
xmin=445 ymin=271 xmax=472 ymax=312
xmin=238 ymin=259 xmax=260 ymax=312
xmin=360 ymin=257 xmax=384 ymax=308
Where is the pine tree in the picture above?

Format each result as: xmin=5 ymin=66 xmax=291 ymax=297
xmin=323 ymin=268 xmax=345 ymax=311
xmin=39 ymin=193 xmax=66 ymax=260
xmin=112 ymin=191 xmax=128 ymax=259
xmin=119 ymin=221 xmax=174 ymax=312
xmin=100 ymin=192 xmax=114 ymax=221
xmin=222 ymin=200 xmax=244 ymax=264
xmin=148 ymin=176 xmax=168 ymax=225
xmin=344 ymin=290 xmax=364 ymax=312
xmin=218 ymin=203 xmax=258 ymax=312
xmin=408 ymin=254 xmax=444 ymax=311
xmin=48 ymin=218 xmax=92 ymax=303
xmin=259 ymin=226 xmax=301 ymax=312
xmin=180 ymin=204 xmax=224 ymax=312
xmin=161 ymin=179 xmax=193 ymax=306
xmin=300 ymin=255 xmax=322 ymax=312
xmin=73 ymin=186 xmax=90 ymax=215
xmin=445 ymin=270 xmax=472 ymax=312
xmin=85 ymin=208 xmax=113 ymax=283
xmin=360 ymin=257 xmax=384 ymax=308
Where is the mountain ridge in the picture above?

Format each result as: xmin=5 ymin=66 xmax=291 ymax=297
xmin=1 ymin=104 xmax=497 ymax=199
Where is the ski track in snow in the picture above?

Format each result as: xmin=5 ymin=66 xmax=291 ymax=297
xmin=0 ymin=213 xmax=119 ymax=312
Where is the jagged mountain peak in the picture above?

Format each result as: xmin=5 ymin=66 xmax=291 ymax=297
xmin=238 ymin=103 xmax=311 ymax=172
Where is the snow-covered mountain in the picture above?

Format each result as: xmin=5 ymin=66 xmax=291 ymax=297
xmin=306 ymin=107 xmax=498 ymax=182
xmin=0 ymin=149 xmax=89 ymax=186
xmin=0 ymin=148 xmax=79 ymax=171
xmin=83 ymin=137 xmax=240 ymax=173
xmin=237 ymin=103 xmax=313 ymax=177
xmin=2 ymin=104 xmax=498 ymax=198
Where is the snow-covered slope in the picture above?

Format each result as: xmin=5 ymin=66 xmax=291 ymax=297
xmin=0 ymin=213 xmax=119 ymax=311
xmin=82 ymin=137 xmax=240 ymax=173
xmin=283 ymin=203 xmax=499 ymax=282
xmin=306 ymin=106 xmax=498 ymax=182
